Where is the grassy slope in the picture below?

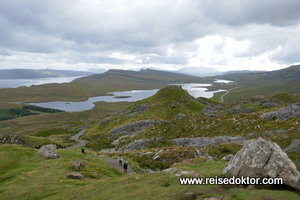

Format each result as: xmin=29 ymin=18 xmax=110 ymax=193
xmin=83 ymin=86 xmax=205 ymax=149
xmin=0 ymin=102 xmax=132 ymax=148
xmin=0 ymin=145 xmax=299 ymax=200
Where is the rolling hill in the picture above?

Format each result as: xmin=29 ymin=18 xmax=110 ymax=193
xmin=0 ymin=69 xmax=93 ymax=79
xmin=213 ymin=65 xmax=300 ymax=101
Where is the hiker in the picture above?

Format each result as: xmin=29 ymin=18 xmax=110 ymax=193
xmin=81 ymin=148 xmax=85 ymax=154
xmin=123 ymin=162 xmax=128 ymax=174
xmin=118 ymin=156 xmax=123 ymax=166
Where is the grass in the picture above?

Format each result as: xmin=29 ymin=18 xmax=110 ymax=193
xmin=210 ymin=91 xmax=227 ymax=103
xmin=1 ymin=145 xmax=299 ymax=200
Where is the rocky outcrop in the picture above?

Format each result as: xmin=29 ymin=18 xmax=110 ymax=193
xmin=260 ymin=104 xmax=300 ymax=120
xmin=172 ymin=136 xmax=243 ymax=148
xmin=0 ymin=133 xmax=25 ymax=145
xmin=221 ymin=138 xmax=300 ymax=190
xmin=122 ymin=137 xmax=162 ymax=151
xmin=285 ymin=139 xmax=300 ymax=153
xmin=227 ymin=106 xmax=254 ymax=114
xmin=66 ymin=172 xmax=84 ymax=180
xmin=109 ymin=120 xmax=170 ymax=138
xmin=71 ymin=159 xmax=85 ymax=170
xmin=173 ymin=113 xmax=187 ymax=120
xmin=108 ymin=120 xmax=155 ymax=138
xmin=38 ymin=144 xmax=60 ymax=159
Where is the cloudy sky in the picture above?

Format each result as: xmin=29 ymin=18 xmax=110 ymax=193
xmin=0 ymin=0 xmax=300 ymax=72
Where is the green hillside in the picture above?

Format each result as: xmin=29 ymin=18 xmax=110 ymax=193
xmin=213 ymin=65 xmax=300 ymax=101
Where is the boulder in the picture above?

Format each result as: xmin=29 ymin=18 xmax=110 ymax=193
xmin=38 ymin=144 xmax=60 ymax=159
xmin=71 ymin=159 xmax=85 ymax=170
xmin=175 ymin=171 xmax=201 ymax=178
xmin=66 ymin=171 xmax=84 ymax=180
xmin=173 ymin=113 xmax=187 ymax=120
xmin=260 ymin=104 xmax=300 ymax=120
xmin=221 ymin=154 xmax=234 ymax=161
xmin=285 ymin=139 xmax=300 ymax=153
xmin=221 ymin=138 xmax=300 ymax=190
xmin=162 ymin=168 xmax=179 ymax=174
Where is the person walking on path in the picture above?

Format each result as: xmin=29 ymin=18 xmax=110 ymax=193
xmin=123 ymin=162 xmax=128 ymax=174
xmin=81 ymin=148 xmax=85 ymax=154
xmin=118 ymin=156 xmax=123 ymax=166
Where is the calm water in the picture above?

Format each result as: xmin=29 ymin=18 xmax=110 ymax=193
xmin=30 ymin=83 xmax=226 ymax=112
xmin=0 ymin=76 xmax=82 ymax=88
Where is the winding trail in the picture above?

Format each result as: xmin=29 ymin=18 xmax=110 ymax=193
xmin=65 ymin=127 xmax=88 ymax=150
xmin=99 ymin=157 xmax=131 ymax=174
xmin=220 ymin=87 xmax=240 ymax=103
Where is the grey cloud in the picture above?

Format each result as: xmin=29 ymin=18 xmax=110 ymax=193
xmin=0 ymin=0 xmax=299 ymax=68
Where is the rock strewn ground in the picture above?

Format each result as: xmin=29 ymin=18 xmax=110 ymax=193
xmin=172 ymin=136 xmax=243 ymax=148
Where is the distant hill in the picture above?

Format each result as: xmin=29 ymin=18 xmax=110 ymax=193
xmin=75 ymin=68 xmax=213 ymax=84
xmin=0 ymin=69 xmax=93 ymax=79
xmin=215 ymin=65 xmax=300 ymax=86
xmin=213 ymin=65 xmax=300 ymax=101
xmin=161 ymin=66 xmax=223 ymax=77
xmin=223 ymin=70 xmax=265 ymax=75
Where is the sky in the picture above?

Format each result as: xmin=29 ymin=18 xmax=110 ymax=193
xmin=0 ymin=0 xmax=300 ymax=72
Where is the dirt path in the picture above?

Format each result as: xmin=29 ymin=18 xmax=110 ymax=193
xmin=99 ymin=157 xmax=131 ymax=174
xmin=65 ymin=128 xmax=88 ymax=150
xmin=220 ymin=87 xmax=239 ymax=103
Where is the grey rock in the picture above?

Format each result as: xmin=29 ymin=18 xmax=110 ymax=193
xmin=260 ymin=104 xmax=300 ymax=120
xmin=285 ymin=139 xmax=300 ymax=153
xmin=71 ymin=159 xmax=84 ymax=170
xmin=172 ymin=136 xmax=243 ymax=148
xmin=173 ymin=113 xmax=187 ymax=120
xmin=202 ymin=105 xmax=223 ymax=115
xmin=175 ymin=171 xmax=201 ymax=178
xmin=109 ymin=120 xmax=155 ymax=138
xmin=221 ymin=138 xmax=300 ymax=190
xmin=38 ymin=144 xmax=60 ymax=159
xmin=122 ymin=137 xmax=162 ymax=151
xmin=221 ymin=154 xmax=234 ymax=161
xmin=162 ymin=168 xmax=179 ymax=174
xmin=130 ymin=104 xmax=149 ymax=113
xmin=268 ymin=129 xmax=287 ymax=135
xmin=66 ymin=171 xmax=84 ymax=180
xmin=227 ymin=106 xmax=254 ymax=114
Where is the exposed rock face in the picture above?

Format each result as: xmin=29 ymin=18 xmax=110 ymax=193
xmin=66 ymin=172 xmax=84 ymax=180
xmin=285 ymin=139 xmax=300 ymax=153
xmin=108 ymin=120 xmax=155 ymax=138
xmin=172 ymin=136 xmax=243 ymax=148
xmin=130 ymin=104 xmax=149 ymax=114
xmin=38 ymin=144 xmax=60 ymax=159
xmin=122 ymin=137 xmax=162 ymax=151
xmin=221 ymin=138 xmax=300 ymax=190
xmin=227 ymin=106 xmax=254 ymax=114
xmin=260 ymin=104 xmax=300 ymax=120
xmin=173 ymin=113 xmax=187 ymax=120
xmin=71 ymin=159 xmax=85 ymax=170
xmin=221 ymin=154 xmax=234 ymax=161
